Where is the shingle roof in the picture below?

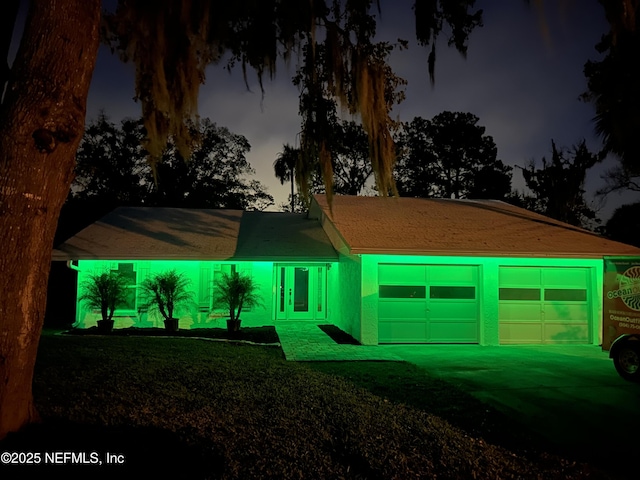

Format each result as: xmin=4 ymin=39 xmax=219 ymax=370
xmin=310 ymin=194 xmax=640 ymax=258
xmin=52 ymin=208 xmax=337 ymax=261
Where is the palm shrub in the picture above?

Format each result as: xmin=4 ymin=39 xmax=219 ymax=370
xmin=78 ymin=272 xmax=129 ymax=332
xmin=139 ymin=270 xmax=194 ymax=332
xmin=212 ymin=271 xmax=263 ymax=332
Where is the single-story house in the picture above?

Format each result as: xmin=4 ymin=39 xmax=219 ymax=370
xmin=53 ymin=194 xmax=640 ymax=346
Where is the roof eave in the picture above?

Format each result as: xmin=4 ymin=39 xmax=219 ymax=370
xmin=347 ymin=247 xmax=630 ymax=259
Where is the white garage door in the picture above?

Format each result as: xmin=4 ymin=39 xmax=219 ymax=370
xmin=499 ymin=267 xmax=591 ymax=344
xmin=378 ymin=264 xmax=479 ymax=343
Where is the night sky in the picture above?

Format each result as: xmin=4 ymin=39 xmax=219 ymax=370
xmin=21 ymin=1 xmax=640 ymax=219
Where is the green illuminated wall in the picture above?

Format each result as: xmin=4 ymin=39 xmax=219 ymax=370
xmin=75 ymin=260 xmax=274 ymax=330
xmin=333 ymin=254 xmax=361 ymax=340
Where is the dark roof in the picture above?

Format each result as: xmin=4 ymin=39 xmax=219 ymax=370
xmin=311 ymin=194 xmax=640 ymax=258
xmin=52 ymin=207 xmax=337 ymax=262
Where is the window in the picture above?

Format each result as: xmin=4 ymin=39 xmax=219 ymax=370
xmin=379 ymin=285 xmax=426 ymax=299
xmin=293 ymin=267 xmax=309 ymax=312
xmin=430 ymin=286 xmax=475 ymax=299
xmin=544 ymin=289 xmax=587 ymax=301
xmin=499 ymin=288 xmax=540 ymax=301
xmin=111 ymin=263 xmax=136 ymax=310
xmin=279 ymin=267 xmax=285 ymax=313
xmin=317 ymin=267 xmax=323 ymax=312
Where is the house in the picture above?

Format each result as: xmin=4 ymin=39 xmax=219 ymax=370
xmin=53 ymin=194 xmax=640 ymax=346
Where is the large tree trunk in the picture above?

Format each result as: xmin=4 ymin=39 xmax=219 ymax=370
xmin=0 ymin=0 xmax=101 ymax=439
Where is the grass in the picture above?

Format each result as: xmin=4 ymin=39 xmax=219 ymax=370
xmin=0 ymin=335 xmax=610 ymax=479
xmin=305 ymin=361 xmax=542 ymax=454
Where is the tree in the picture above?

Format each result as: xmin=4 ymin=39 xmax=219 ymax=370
xmin=70 ymin=115 xmax=273 ymax=210
xmin=277 ymin=193 xmax=309 ymax=214
xmin=582 ymin=1 xmax=640 ymax=175
xmin=332 ymin=121 xmax=373 ymax=196
xmin=212 ymin=271 xmax=264 ymax=332
xmin=596 ymin=164 xmax=640 ymax=197
xmin=0 ymin=0 xmax=101 ymax=438
xmin=72 ymin=113 xmax=151 ymax=206
xmin=604 ymin=202 xmax=640 ymax=247
xmin=273 ymin=144 xmax=299 ymax=212
xmin=56 ymin=114 xmax=152 ymax=244
xmin=1 ymin=0 xmax=483 ymax=438
xmin=78 ymin=272 xmax=130 ymax=325
xmin=139 ymin=270 xmax=195 ymax=332
xmin=274 ymin=121 xmax=372 ymax=210
xmin=150 ymin=119 xmax=273 ymax=210
xmin=394 ymin=112 xmax=512 ymax=199
xmin=520 ymin=140 xmax=603 ymax=228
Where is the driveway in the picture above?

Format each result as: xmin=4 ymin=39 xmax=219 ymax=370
xmin=387 ymin=344 xmax=640 ymax=478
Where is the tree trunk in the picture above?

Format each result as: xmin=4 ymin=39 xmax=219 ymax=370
xmin=290 ymin=176 xmax=294 ymax=212
xmin=0 ymin=0 xmax=101 ymax=439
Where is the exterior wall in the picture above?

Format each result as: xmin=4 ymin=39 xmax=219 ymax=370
xmin=334 ymin=254 xmax=362 ymax=341
xmin=326 ymin=260 xmax=340 ymax=329
xmin=360 ymin=255 xmax=378 ymax=345
xmin=363 ymin=254 xmax=604 ymax=346
xmin=74 ymin=260 xmax=274 ymax=330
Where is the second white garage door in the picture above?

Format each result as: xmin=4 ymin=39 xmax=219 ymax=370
xmin=499 ymin=267 xmax=591 ymax=344
xmin=378 ymin=264 xmax=479 ymax=343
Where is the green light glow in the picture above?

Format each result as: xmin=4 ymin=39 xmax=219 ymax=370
xmin=75 ymin=260 xmax=331 ymax=330
xmin=74 ymin=255 xmax=604 ymax=348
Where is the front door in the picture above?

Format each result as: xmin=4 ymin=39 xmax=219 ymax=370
xmin=276 ymin=265 xmax=326 ymax=321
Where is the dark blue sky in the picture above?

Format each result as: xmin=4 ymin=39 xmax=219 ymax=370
xmin=78 ymin=1 xmax=639 ymax=218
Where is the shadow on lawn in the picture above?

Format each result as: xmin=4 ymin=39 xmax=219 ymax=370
xmin=0 ymin=418 xmax=220 ymax=479
xmin=305 ymin=361 xmax=551 ymax=457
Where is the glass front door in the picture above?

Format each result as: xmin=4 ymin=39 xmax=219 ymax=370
xmin=276 ymin=265 xmax=326 ymax=321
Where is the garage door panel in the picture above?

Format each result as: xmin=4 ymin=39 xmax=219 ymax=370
xmin=378 ymin=264 xmax=479 ymax=344
xmin=379 ymin=320 xmax=427 ymax=343
xmin=500 ymin=323 xmax=543 ymax=344
xmin=499 ymin=267 xmax=541 ymax=286
xmin=542 ymin=268 xmax=589 ymax=288
xmin=543 ymin=303 xmax=589 ymax=322
xmin=499 ymin=266 xmax=591 ymax=345
xmin=429 ymin=301 xmax=477 ymax=320
xmin=499 ymin=303 xmax=542 ymax=322
xmin=428 ymin=265 xmax=477 ymax=283
xmin=379 ymin=301 xmax=426 ymax=319
xmin=544 ymin=323 xmax=589 ymax=343
xmin=378 ymin=265 xmax=426 ymax=284
xmin=430 ymin=321 xmax=477 ymax=343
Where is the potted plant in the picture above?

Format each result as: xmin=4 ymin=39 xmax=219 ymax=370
xmin=139 ymin=269 xmax=194 ymax=332
xmin=78 ymin=271 xmax=129 ymax=333
xmin=212 ymin=271 xmax=263 ymax=333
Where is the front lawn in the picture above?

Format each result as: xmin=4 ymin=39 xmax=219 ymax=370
xmin=0 ymin=336 xmax=606 ymax=479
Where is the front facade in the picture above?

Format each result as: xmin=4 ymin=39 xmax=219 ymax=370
xmin=72 ymin=259 xmax=334 ymax=329
xmin=54 ymin=195 xmax=640 ymax=346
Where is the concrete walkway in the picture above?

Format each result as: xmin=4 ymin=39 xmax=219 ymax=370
xmin=276 ymin=322 xmax=402 ymax=361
